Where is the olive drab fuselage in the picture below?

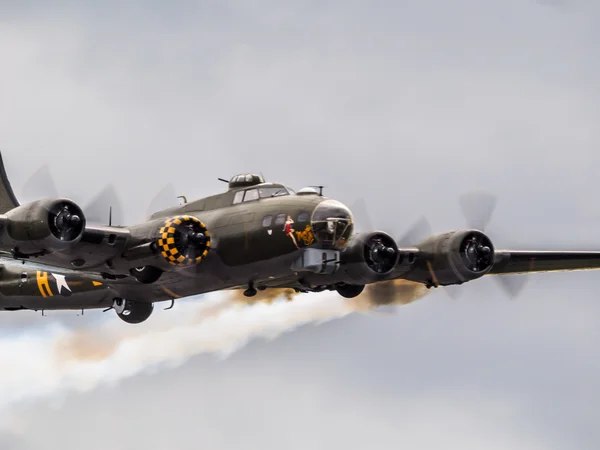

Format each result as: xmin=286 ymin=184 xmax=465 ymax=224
xmin=0 ymin=174 xmax=358 ymax=311
xmin=111 ymin=179 xmax=356 ymax=305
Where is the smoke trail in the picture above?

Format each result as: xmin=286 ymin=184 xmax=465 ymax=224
xmin=227 ymin=287 xmax=297 ymax=303
xmin=0 ymin=279 xmax=430 ymax=410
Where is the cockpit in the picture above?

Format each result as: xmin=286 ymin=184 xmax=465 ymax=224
xmin=232 ymin=184 xmax=294 ymax=204
xmin=310 ymin=199 xmax=354 ymax=249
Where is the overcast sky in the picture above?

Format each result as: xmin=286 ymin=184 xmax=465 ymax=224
xmin=1 ymin=0 xmax=600 ymax=449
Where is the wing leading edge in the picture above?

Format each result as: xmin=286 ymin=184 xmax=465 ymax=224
xmin=488 ymin=250 xmax=600 ymax=275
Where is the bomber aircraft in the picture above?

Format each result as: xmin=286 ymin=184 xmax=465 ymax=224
xmin=0 ymin=152 xmax=599 ymax=324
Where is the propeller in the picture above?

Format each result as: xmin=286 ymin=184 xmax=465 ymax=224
xmin=22 ymin=167 xmax=183 ymax=226
xmin=49 ymin=201 xmax=84 ymax=241
xmin=456 ymin=191 xmax=529 ymax=299
xmin=21 ymin=164 xmax=60 ymax=201
xmin=145 ymin=183 xmax=177 ymax=218
xmin=21 ymin=165 xmax=125 ymax=226
xmin=84 ymin=184 xmax=124 ymax=226
xmin=459 ymin=191 xmax=497 ymax=231
xmin=348 ymin=190 xmax=530 ymax=310
xmin=365 ymin=234 xmax=398 ymax=274
xmin=396 ymin=216 xmax=433 ymax=248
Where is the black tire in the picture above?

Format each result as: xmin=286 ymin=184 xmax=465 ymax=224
xmin=117 ymin=300 xmax=154 ymax=324
xmin=335 ymin=283 xmax=365 ymax=298
xmin=130 ymin=266 xmax=163 ymax=284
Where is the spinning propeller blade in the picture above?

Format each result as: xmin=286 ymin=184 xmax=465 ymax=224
xmin=347 ymin=190 xmax=529 ymax=311
xmin=349 ymin=198 xmax=374 ymax=232
xmin=22 ymin=165 xmax=125 ymax=226
xmin=459 ymin=191 xmax=497 ymax=231
xmin=146 ymin=183 xmax=177 ymax=218
xmin=457 ymin=190 xmax=529 ymax=298
xmin=84 ymin=184 xmax=124 ymax=226
xmin=21 ymin=164 xmax=59 ymax=201
xmin=396 ymin=216 xmax=433 ymax=248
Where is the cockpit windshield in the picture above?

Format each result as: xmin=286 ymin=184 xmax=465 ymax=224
xmin=258 ymin=186 xmax=290 ymax=198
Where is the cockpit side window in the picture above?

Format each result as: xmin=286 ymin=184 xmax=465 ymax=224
xmin=244 ymin=189 xmax=259 ymax=202
xmin=298 ymin=211 xmax=309 ymax=222
xmin=275 ymin=214 xmax=286 ymax=225
xmin=233 ymin=190 xmax=244 ymax=204
xmin=258 ymin=187 xmax=288 ymax=198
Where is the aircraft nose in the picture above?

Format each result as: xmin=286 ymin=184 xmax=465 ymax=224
xmin=310 ymin=199 xmax=354 ymax=249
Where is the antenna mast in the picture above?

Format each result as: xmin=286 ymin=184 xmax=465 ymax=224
xmin=310 ymin=185 xmax=325 ymax=196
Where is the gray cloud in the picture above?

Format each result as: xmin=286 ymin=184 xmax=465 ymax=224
xmin=1 ymin=0 xmax=600 ymax=448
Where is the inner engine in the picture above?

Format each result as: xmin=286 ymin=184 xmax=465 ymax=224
xmin=124 ymin=214 xmax=212 ymax=284
xmin=413 ymin=229 xmax=495 ymax=286
xmin=337 ymin=231 xmax=400 ymax=284
xmin=156 ymin=215 xmax=211 ymax=267
xmin=3 ymin=198 xmax=86 ymax=254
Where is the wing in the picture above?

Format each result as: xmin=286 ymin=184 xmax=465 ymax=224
xmin=488 ymin=250 xmax=600 ymax=275
xmin=0 ymin=152 xmax=133 ymax=274
xmin=380 ymin=228 xmax=600 ymax=288
xmin=0 ymin=152 xmax=209 ymax=282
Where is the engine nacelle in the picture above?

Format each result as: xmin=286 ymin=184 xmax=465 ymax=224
xmin=3 ymin=198 xmax=86 ymax=253
xmin=155 ymin=215 xmax=211 ymax=268
xmin=123 ymin=215 xmax=212 ymax=281
xmin=413 ymin=229 xmax=495 ymax=286
xmin=337 ymin=231 xmax=400 ymax=284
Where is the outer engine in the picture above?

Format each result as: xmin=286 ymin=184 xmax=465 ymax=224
xmin=2 ymin=198 xmax=86 ymax=254
xmin=411 ymin=229 xmax=495 ymax=286
xmin=337 ymin=231 xmax=400 ymax=284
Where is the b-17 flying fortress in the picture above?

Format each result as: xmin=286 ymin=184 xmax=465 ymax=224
xmin=0 ymin=152 xmax=598 ymax=324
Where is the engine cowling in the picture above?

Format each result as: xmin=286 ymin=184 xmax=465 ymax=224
xmin=337 ymin=231 xmax=400 ymax=284
xmin=122 ymin=215 xmax=212 ymax=283
xmin=156 ymin=215 xmax=211 ymax=268
xmin=3 ymin=198 xmax=86 ymax=253
xmin=414 ymin=229 xmax=495 ymax=285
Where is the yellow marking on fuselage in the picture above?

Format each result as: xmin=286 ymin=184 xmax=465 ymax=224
xmin=36 ymin=271 xmax=53 ymax=297
xmin=92 ymin=281 xmax=103 ymax=286
xmin=163 ymin=287 xmax=182 ymax=298
xmin=295 ymin=225 xmax=315 ymax=246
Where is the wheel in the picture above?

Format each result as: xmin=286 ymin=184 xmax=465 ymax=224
xmin=114 ymin=299 xmax=154 ymax=324
xmin=130 ymin=266 xmax=163 ymax=284
xmin=335 ymin=283 xmax=365 ymax=298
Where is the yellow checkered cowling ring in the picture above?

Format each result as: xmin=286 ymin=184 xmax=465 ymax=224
xmin=157 ymin=215 xmax=211 ymax=266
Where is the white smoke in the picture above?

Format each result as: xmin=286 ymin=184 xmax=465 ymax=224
xmin=0 ymin=280 xmax=430 ymax=411
xmin=0 ymin=291 xmax=356 ymax=410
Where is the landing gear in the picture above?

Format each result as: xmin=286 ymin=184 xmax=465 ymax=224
xmin=112 ymin=298 xmax=154 ymax=324
xmin=335 ymin=283 xmax=365 ymax=298
xmin=130 ymin=266 xmax=163 ymax=284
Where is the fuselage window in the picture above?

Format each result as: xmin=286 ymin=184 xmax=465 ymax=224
xmin=244 ymin=188 xmax=259 ymax=202
xmin=275 ymin=213 xmax=286 ymax=226
xmin=233 ymin=191 xmax=244 ymax=204
xmin=262 ymin=215 xmax=273 ymax=227
xmin=298 ymin=211 xmax=309 ymax=222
